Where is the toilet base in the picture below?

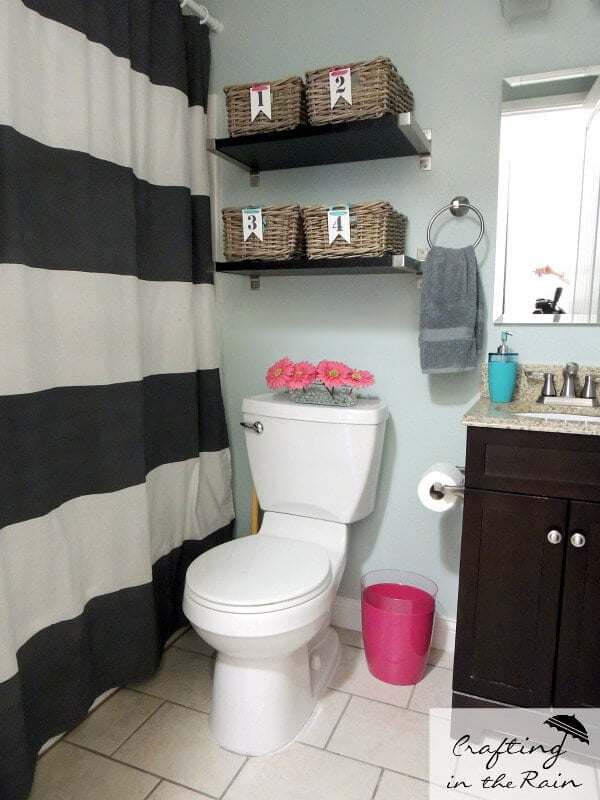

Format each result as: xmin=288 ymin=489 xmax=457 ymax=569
xmin=210 ymin=625 xmax=340 ymax=756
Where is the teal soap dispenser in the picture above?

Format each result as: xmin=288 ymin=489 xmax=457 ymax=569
xmin=488 ymin=331 xmax=518 ymax=403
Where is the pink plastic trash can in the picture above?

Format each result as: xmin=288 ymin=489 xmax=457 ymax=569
xmin=361 ymin=569 xmax=437 ymax=685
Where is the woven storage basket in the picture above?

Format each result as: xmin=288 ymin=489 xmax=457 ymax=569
xmin=305 ymin=56 xmax=413 ymax=126
xmin=302 ymin=201 xmax=407 ymax=259
xmin=224 ymin=76 xmax=307 ymax=137
xmin=222 ymin=205 xmax=304 ymax=261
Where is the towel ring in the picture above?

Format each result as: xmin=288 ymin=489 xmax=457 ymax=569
xmin=426 ymin=196 xmax=485 ymax=249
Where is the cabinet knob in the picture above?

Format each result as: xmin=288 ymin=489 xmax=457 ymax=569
xmin=547 ymin=529 xmax=562 ymax=545
xmin=570 ymin=532 xmax=586 ymax=548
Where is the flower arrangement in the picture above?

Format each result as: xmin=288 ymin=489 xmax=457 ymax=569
xmin=266 ymin=357 xmax=374 ymax=406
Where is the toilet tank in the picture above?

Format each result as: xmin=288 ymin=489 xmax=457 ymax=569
xmin=242 ymin=393 xmax=388 ymax=523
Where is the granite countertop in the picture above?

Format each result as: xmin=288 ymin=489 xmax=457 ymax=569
xmin=463 ymin=362 xmax=600 ymax=437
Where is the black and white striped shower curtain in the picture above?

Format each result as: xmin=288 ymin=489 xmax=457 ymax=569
xmin=0 ymin=2 xmax=234 ymax=797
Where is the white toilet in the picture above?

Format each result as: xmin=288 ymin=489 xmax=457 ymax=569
xmin=183 ymin=392 xmax=388 ymax=755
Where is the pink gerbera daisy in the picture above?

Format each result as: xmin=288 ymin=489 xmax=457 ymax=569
xmin=265 ymin=357 xmax=294 ymax=390
xmin=316 ymin=359 xmax=351 ymax=388
xmin=287 ymin=361 xmax=318 ymax=389
xmin=346 ymin=368 xmax=375 ymax=387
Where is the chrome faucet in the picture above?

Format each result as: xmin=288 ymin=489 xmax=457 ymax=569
xmin=560 ymin=362 xmax=579 ymax=397
xmin=536 ymin=363 xmax=598 ymax=407
xmin=582 ymin=375 xmax=597 ymax=400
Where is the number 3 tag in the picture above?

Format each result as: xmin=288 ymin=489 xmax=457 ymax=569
xmin=242 ymin=207 xmax=264 ymax=241
xmin=327 ymin=206 xmax=351 ymax=244
xmin=329 ymin=67 xmax=352 ymax=109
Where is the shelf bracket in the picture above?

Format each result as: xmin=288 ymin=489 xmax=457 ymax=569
xmin=207 ymin=139 xmax=261 ymax=185
xmin=419 ymin=129 xmax=432 ymax=171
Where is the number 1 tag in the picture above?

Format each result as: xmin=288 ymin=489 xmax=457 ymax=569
xmin=329 ymin=67 xmax=352 ymax=109
xmin=250 ymin=84 xmax=272 ymax=121
xmin=327 ymin=206 xmax=351 ymax=244
xmin=242 ymin=207 xmax=264 ymax=241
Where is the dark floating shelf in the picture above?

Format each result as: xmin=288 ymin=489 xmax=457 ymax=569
xmin=208 ymin=113 xmax=431 ymax=173
xmin=215 ymin=254 xmax=421 ymax=277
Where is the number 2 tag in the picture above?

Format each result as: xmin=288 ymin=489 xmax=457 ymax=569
xmin=329 ymin=67 xmax=352 ymax=109
xmin=250 ymin=84 xmax=272 ymax=121
xmin=242 ymin=207 xmax=264 ymax=241
xmin=327 ymin=206 xmax=351 ymax=244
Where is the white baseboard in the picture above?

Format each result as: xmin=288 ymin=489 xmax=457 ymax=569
xmin=332 ymin=595 xmax=456 ymax=655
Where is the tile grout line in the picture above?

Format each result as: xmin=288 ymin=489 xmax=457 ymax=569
xmin=126 ymin=687 xmax=213 ymax=716
xmin=322 ymin=691 xmax=353 ymax=750
xmin=218 ymin=754 xmax=249 ymax=799
xmin=140 ymin=778 xmax=163 ymax=800
xmin=165 ymin=626 xmax=191 ymax=648
xmin=369 ymin=768 xmax=384 ymax=800
xmin=406 ymin=682 xmax=417 ymax=709
xmin=381 ymin=766 xmax=432 ymax=784
xmin=67 ymin=739 xmax=221 ymax=799
xmin=302 ymin=735 xmax=428 ymax=783
xmin=327 ymin=688 xmax=447 ymax=718
xmin=108 ymin=699 xmax=167 ymax=758
xmin=322 ymin=738 xmax=429 ymax=784
xmin=173 ymin=644 xmax=216 ymax=658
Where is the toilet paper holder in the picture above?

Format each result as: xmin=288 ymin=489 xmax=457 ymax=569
xmin=431 ymin=466 xmax=465 ymax=500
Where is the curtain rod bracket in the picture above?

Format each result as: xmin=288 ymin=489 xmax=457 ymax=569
xmin=179 ymin=0 xmax=223 ymax=33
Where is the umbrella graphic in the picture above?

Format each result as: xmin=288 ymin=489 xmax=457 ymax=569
xmin=544 ymin=714 xmax=590 ymax=754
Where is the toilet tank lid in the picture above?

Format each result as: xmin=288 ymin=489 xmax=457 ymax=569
xmin=242 ymin=393 xmax=388 ymax=424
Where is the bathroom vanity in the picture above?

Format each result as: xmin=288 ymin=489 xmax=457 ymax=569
xmin=453 ymin=373 xmax=600 ymax=710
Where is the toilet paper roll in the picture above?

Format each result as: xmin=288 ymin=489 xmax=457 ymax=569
xmin=417 ymin=462 xmax=464 ymax=513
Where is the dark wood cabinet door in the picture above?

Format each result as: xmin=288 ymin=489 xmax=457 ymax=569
xmin=555 ymin=501 xmax=600 ymax=707
xmin=454 ymin=489 xmax=567 ymax=707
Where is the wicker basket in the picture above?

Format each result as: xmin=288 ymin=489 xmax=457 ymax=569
xmin=305 ymin=56 xmax=413 ymax=126
xmin=224 ymin=76 xmax=307 ymax=137
xmin=302 ymin=201 xmax=407 ymax=259
xmin=222 ymin=205 xmax=304 ymax=261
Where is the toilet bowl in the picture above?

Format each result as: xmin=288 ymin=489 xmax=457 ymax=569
xmin=184 ymin=526 xmax=341 ymax=755
xmin=184 ymin=393 xmax=388 ymax=755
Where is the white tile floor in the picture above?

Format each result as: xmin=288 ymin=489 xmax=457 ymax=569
xmin=29 ymin=629 xmax=453 ymax=800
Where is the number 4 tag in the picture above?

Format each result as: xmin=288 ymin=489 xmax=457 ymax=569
xmin=329 ymin=67 xmax=352 ymax=109
xmin=328 ymin=206 xmax=351 ymax=244
xmin=242 ymin=207 xmax=264 ymax=241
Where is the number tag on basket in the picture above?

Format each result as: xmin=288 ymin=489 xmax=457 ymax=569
xmin=250 ymin=83 xmax=272 ymax=121
xmin=329 ymin=67 xmax=352 ymax=109
xmin=328 ymin=206 xmax=351 ymax=244
xmin=242 ymin=207 xmax=264 ymax=241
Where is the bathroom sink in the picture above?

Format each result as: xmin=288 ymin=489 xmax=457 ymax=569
xmin=512 ymin=411 xmax=600 ymax=423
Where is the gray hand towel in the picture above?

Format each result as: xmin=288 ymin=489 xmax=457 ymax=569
xmin=419 ymin=245 xmax=482 ymax=374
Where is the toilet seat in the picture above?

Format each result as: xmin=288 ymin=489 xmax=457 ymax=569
xmin=185 ymin=535 xmax=332 ymax=614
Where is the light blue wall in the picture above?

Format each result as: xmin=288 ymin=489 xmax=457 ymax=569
xmin=208 ymin=0 xmax=600 ymax=617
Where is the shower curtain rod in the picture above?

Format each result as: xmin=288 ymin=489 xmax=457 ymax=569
xmin=180 ymin=0 xmax=223 ymax=33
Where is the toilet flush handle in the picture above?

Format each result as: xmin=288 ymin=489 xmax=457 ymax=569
xmin=240 ymin=420 xmax=264 ymax=434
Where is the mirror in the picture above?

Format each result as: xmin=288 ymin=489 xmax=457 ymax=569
xmin=493 ymin=66 xmax=600 ymax=323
